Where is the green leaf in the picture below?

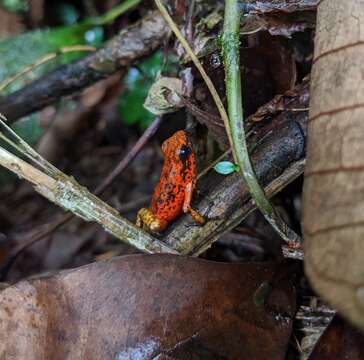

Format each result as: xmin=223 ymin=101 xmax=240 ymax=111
xmin=118 ymin=51 xmax=178 ymax=130
xmin=0 ymin=23 xmax=98 ymax=96
xmin=213 ymin=161 xmax=239 ymax=175
xmin=0 ymin=0 xmax=141 ymax=96
xmin=1 ymin=0 xmax=28 ymax=12
xmin=12 ymin=114 xmax=43 ymax=146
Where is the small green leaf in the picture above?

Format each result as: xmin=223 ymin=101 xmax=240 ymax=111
xmin=213 ymin=161 xmax=239 ymax=175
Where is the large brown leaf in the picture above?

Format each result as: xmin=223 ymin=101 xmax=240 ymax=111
xmin=303 ymin=0 xmax=364 ymax=329
xmin=0 ymin=255 xmax=298 ymax=359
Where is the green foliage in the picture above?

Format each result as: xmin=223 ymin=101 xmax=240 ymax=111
xmin=1 ymin=0 xmax=28 ymax=12
xmin=12 ymin=114 xmax=43 ymax=146
xmin=213 ymin=161 xmax=239 ymax=175
xmin=118 ymin=51 xmax=177 ymax=129
xmin=0 ymin=24 xmax=103 ymax=96
xmin=0 ymin=24 xmax=102 ymax=168
xmin=0 ymin=0 xmax=138 ymax=185
xmin=0 ymin=0 xmax=139 ymax=96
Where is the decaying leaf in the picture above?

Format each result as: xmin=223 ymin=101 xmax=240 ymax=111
xmin=0 ymin=255 xmax=298 ymax=359
xmin=303 ymin=0 xmax=364 ymax=330
xmin=143 ymin=76 xmax=183 ymax=115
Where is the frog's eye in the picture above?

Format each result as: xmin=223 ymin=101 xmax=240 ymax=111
xmin=178 ymin=145 xmax=190 ymax=160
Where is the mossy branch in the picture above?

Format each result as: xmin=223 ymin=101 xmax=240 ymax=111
xmin=222 ymin=0 xmax=301 ymax=245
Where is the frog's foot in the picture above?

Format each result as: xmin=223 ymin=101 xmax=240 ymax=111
xmin=136 ymin=208 xmax=168 ymax=232
xmin=187 ymin=206 xmax=205 ymax=225
xmin=185 ymin=202 xmax=222 ymax=228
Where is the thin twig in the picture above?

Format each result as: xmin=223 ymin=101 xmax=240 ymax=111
xmin=185 ymin=0 xmax=196 ymax=44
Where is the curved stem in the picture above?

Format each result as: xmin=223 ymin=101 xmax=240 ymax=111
xmin=222 ymin=0 xmax=301 ymax=244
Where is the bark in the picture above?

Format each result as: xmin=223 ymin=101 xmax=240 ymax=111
xmin=0 ymin=11 xmax=169 ymax=123
xmin=303 ymin=0 xmax=364 ymax=330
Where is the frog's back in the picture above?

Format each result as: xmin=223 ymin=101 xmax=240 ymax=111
xmin=149 ymin=130 xmax=196 ymax=224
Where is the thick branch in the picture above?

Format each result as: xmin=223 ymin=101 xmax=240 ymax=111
xmin=0 ymin=11 xmax=169 ymax=123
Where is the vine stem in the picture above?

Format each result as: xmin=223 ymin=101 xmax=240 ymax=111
xmin=222 ymin=0 xmax=301 ymax=244
xmin=91 ymin=0 xmax=141 ymax=25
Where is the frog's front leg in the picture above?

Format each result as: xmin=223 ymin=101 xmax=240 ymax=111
xmin=136 ymin=208 xmax=168 ymax=232
xmin=183 ymin=182 xmax=205 ymax=225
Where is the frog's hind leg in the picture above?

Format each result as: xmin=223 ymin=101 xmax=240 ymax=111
xmin=183 ymin=182 xmax=205 ymax=225
xmin=136 ymin=208 xmax=168 ymax=232
xmin=136 ymin=208 xmax=147 ymax=228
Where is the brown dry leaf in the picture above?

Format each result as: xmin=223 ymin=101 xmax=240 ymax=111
xmin=303 ymin=0 xmax=364 ymax=330
xmin=0 ymin=255 xmax=298 ymax=359
xmin=309 ymin=315 xmax=364 ymax=360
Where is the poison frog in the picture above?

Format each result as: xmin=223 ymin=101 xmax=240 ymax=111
xmin=136 ymin=130 xmax=205 ymax=232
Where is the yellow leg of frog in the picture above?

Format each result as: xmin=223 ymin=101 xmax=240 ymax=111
xmin=136 ymin=208 xmax=168 ymax=232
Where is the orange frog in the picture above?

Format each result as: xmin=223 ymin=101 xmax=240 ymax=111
xmin=136 ymin=130 xmax=205 ymax=232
